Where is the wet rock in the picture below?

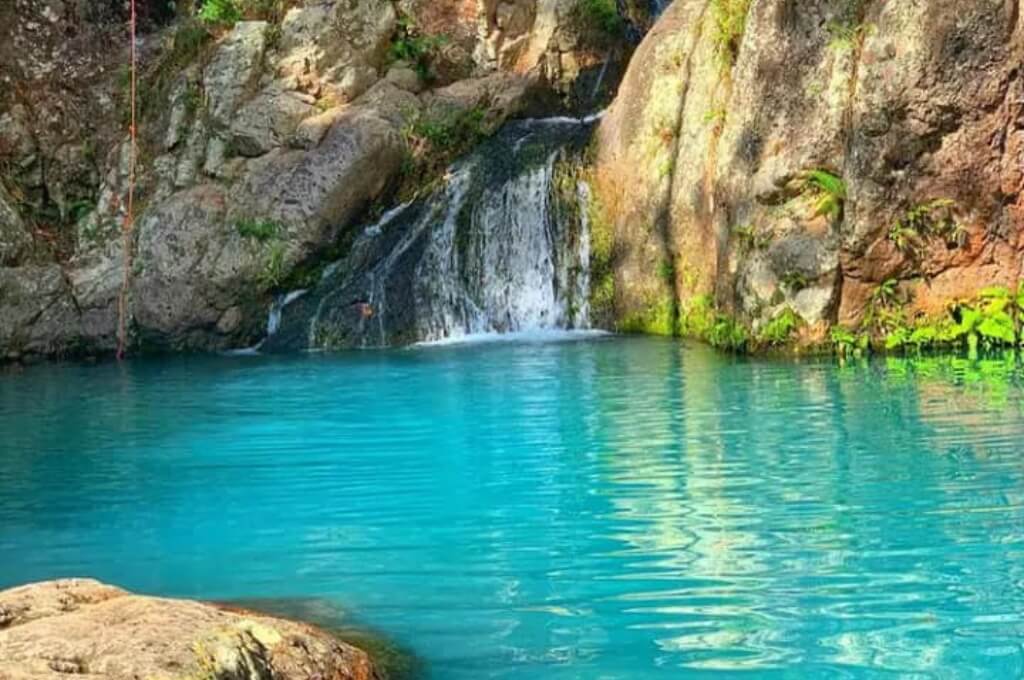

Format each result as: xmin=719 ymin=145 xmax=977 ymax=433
xmin=0 ymin=265 xmax=80 ymax=357
xmin=0 ymin=579 xmax=383 ymax=680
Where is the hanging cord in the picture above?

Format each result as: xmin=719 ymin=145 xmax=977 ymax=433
xmin=117 ymin=0 xmax=138 ymax=361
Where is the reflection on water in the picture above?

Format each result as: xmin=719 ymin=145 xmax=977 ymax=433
xmin=2 ymin=340 xmax=1024 ymax=678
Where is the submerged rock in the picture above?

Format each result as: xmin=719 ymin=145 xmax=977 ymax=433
xmin=0 ymin=579 xmax=384 ymax=680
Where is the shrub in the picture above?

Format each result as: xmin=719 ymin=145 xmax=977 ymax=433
xmin=388 ymin=14 xmax=448 ymax=81
xmin=888 ymin=199 xmax=963 ymax=254
xmin=576 ymin=0 xmax=623 ymax=38
xmin=758 ymin=307 xmax=802 ymax=346
xmin=197 ymin=0 xmax=241 ymax=24
xmin=398 ymin=105 xmax=490 ymax=197
xmin=235 ymin=218 xmax=281 ymax=242
xmin=258 ymin=241 xmax=287 ymax=289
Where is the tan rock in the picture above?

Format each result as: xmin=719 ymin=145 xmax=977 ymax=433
xmin=0 ymin=579 xmax=382 ymax=680
xmin=593 ymin=0 xmax=1024 ymax=340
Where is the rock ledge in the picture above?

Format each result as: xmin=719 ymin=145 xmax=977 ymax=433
xmin=0 ymin=579 xmax=383 ymax=680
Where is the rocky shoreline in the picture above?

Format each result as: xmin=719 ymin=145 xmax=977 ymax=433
xmin=0 ymin=579 xmax=391 ymax=680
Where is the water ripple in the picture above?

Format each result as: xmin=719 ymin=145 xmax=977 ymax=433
xmin=3 ymin=339 xmax=1024 ymax=678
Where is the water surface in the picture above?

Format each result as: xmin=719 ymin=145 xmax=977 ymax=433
xmin=3 ymin=337 xmax=1024 ymax=678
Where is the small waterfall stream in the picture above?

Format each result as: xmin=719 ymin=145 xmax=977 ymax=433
xmin=263 ymin=117 xmax=598 ymax=352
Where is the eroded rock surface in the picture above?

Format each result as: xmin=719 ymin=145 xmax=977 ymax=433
xmin=0 ymin=0 xmax=624 ymax=359
xmin=593 ymin=0 xmax=1024 ymax=345
xmin=0 ymin=579 xmax=382 ymax=680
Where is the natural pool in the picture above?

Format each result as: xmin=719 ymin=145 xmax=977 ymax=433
xmin=2 ymin=336 xmax=1024 ymax=678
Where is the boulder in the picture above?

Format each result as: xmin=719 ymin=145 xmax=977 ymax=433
xmin=204 ymin=21 xmax=268 ymax=131
xmin=0 ymin=579 xmax=382 ymax=680
xmin=277 ymin=0 xmax=396 ymax=103
xmin=130 ymin=184 xmax=266 ymax=351
xmin=229 ymin=84 xmax=316 ymax=157
xmin=0 ymin=265 xmax=80 ymax=359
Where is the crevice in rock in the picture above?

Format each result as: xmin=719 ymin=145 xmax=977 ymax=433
xmin=651 ymin=0 xmax=712 ymax=334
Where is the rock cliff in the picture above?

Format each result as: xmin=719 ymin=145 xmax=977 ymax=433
xmin=592 ymin=0 xmax=1023 ymax=351
xmin=0 ymin=0 xmax=631 ymax=360
xmin=3 ymin=0 xmax=1021 ymax=359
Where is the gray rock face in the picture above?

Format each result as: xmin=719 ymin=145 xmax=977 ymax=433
xmin=0 ymin=265 xmax=78 ymax=359
xmin=205 ymin=21 xmax=268 ymax=131
xmin=0 ymin=185 xmax=30 ymax=265
xmin=0 ymin=0 xmax=629 ymax=361
xmin=229 ymin=85 xmax=315 ymax=157
xmin=0 ymin=579 xmax=383 ymax=680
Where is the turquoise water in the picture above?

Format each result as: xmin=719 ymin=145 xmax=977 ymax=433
xmin=3 ymin=337 xmax=1024 ymax=678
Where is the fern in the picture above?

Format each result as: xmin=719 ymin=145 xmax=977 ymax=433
xmin=800 ymin=169 xmax=846 ymax=219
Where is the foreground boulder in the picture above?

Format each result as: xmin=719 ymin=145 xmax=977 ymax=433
xmin=0 ymin=579 xmax=383 ymax=680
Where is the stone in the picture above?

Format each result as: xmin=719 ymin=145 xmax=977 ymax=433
xmin=0 ymin=184 xmax=31 ymax=265
xmin=0 ymin=265 xmax=80 ymax=357
xmin=229 ymin=84 xmax=316 ymax=157
xmin=0 ymin=579 xmax=383 ymax=680
xmin=385 ymin=63 xmax=424 ymax=93
xmin=277 ymin=0 xmax=396 ymax=103
xmin=204 ymin=21 xmax=268 ymax=130
xmin=130 ymin=184 xmax=265 ymax=351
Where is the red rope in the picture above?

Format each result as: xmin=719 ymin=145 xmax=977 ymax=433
xmin=117 ymin=0 xmax=137 ymax=361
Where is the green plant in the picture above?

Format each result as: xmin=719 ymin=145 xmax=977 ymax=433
xmin=236 ymin=218 xmax=281 ymax=242
xmin=711 ymin=0 xmax=751 ymax=69
xmin=183 ymin=82 xmax=204 ymax=116
xmin=398 ymin=105 xmax=490 ymax=197
xmin=871 ymin=278 xmax=899 ymax=309
xmin=68 ymin=199 xmax=96 ymax=223
xmin=799 ymin=169 xmax=846 ymax=219
xmin=888 ymin=222 xmax=921 ymax=254
xmin=677 ymin=294 xmax=749 ymax=351
xmin=657 ymin=259 xmax=675 ymax=282
xmin=831 ymin=325 xmax=869 ymax=357
xmin=259 ymin=241 xmax=287 ymax=289
xmin=758 ymin=307 xmax=802 ymax=346
xmin=388 ymin=14 xmax=449 ymax=81
xmin=704 ymin=107 xmax=727 ymax=126
xmin=708 ymin=315 xmax=749 ymax=351
xmin=781 ymin=271 xmax=809 ymax=292
xmin=827 ymin=20 xmax=873 ymax=52
xmin=576 ymin=0 xmax=623 ymax=39
xmin=197 ymin=0 xmax=241 ymax=24
xmin=889 ymin=199 xmax=962 ymax=254
xmin=951 ymin=287 xmax=1017 ymax=351
xmin=734 ymin=223 xmax=772 ymax=252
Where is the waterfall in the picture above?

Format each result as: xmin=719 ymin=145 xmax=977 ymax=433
xmin=649 ymin=0 xmax=672 ymax=16
xmin=263 ymin=117 xmax=597 ymax=352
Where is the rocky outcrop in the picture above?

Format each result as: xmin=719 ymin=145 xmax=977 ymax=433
xmin=0 ymin=579 xmax=382 ymax=680
xmin=0 ymin=0 xmax=628 ymax=360
xmin=592 ymin=0 xmax=1024 ymax=349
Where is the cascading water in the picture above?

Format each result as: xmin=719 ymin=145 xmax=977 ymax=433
xmin=263 ymin=117 xmax=598 ymax=352
xmin=648 ymin=0 xmax=672 ymax=16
